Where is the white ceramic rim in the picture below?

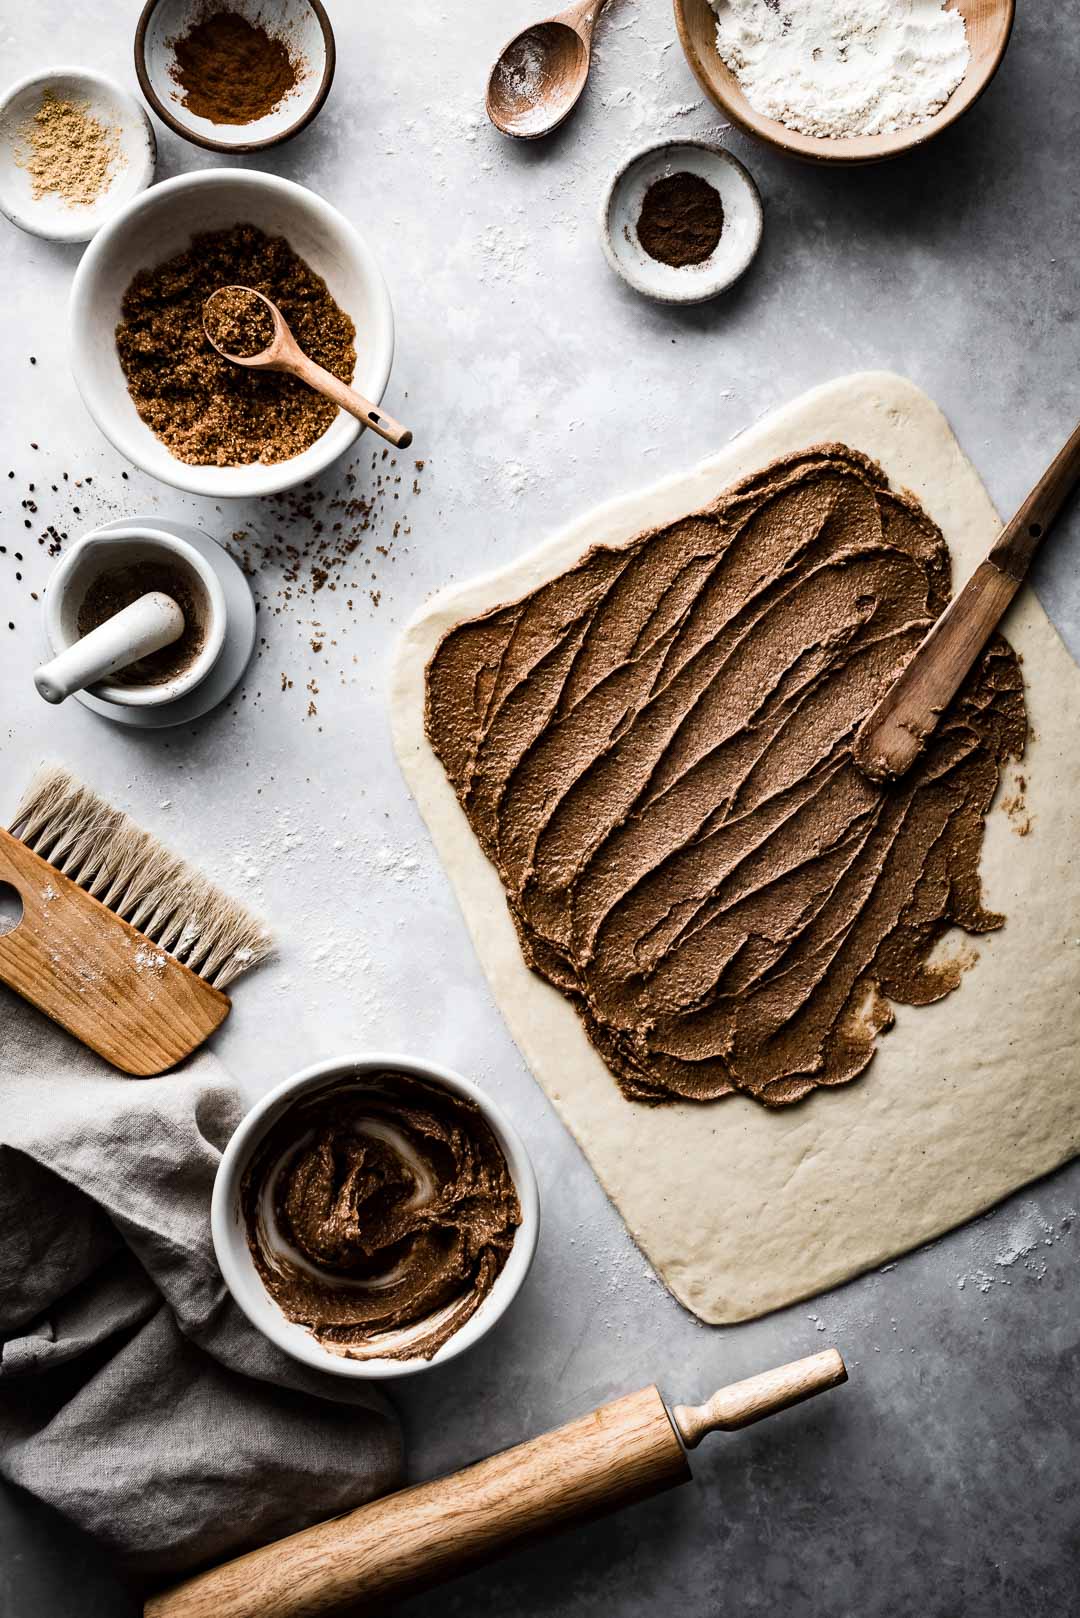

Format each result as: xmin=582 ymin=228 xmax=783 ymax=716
xmin=0 ymin=66 xmax=156 ymax=244
xmin=43 ymin=523 xmax=228 ymax=705
xmin=133 ymin=0 xmax=336 ymax=155
xmin=600 ymin=140 xmax=764 ymax=306
xmin=211 ymin=1052 xmax=541 ymax=1380
xmin=67 ymin=168 xmax=395 ymax=498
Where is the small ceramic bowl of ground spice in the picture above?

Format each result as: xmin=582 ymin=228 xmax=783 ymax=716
xmin=135 ymin=0 xmax=334 ymax=153
xmin=0 ymin=68 xmax=155 ymax=243
xmin=601 ymin=140 xmax=762 ymax=306
xmin=69 ymin=167 xmax=395 ymax=498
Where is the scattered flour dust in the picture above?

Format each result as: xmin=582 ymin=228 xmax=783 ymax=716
xmin=133 ymin=947 xmax=167 ymax=975
xmin=955 ymin=1200 xmax=1075 ymax=1294
xmin=711 ymin=0 xmax=970 ymax=139
xmin=489 ymin=30 xmax=554 ymax=137
xmin=792 ymin=1198 xmax=1076 ymax=1368
xmin=224 ymin=807 xmax=429 ymax=1021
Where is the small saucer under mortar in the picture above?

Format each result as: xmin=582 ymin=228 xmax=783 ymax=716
xmin=42 ymin=517 xmax=256 ymax=730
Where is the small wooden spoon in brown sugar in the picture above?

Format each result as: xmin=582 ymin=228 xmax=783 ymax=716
xmin=203 ymin=286 xmax=413 ymax=450
xmin=486 ymin=0 xmax=612 ymax=140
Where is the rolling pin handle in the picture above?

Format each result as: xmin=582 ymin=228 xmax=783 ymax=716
xmin=670 ymin=1348 xmax=847 ymax=1450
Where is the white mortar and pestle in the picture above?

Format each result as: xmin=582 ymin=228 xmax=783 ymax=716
xmin=35 ymin=520 xmax=258 ymax=728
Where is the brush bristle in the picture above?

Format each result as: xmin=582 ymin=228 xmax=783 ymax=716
xmin=10 ymin=766 xmax=272 ymax=991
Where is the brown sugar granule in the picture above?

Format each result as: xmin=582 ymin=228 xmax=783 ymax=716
xmin=76 ymin=559 xmax=208 ymax=686
xmin=204 ymin=285 xmax=275 ymax=356
xmin=170 ymin=11 xmax=302 ymax=126
xmin=115 ymin=224 xmax=355 ymax=467
xmin=636 ymin=171 xmax=724 ymax=268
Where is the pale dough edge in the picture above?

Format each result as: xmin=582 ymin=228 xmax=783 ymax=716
xmin=391 ymin=372 xmax=1080 ymax=1325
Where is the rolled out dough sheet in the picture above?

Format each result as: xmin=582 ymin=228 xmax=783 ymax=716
xmin=392 ymin=373 xmax=1080 ymax=1324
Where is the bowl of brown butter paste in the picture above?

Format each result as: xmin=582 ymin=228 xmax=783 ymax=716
xmin=212 ymin=1054 xmax=540 ymax=1378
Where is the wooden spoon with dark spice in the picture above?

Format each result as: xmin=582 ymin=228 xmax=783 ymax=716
xmin=203 ymin=285 xmax=413 ymax=450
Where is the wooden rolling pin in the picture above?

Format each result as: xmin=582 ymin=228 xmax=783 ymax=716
xmin=854 ymin=419 xmax=1080 ymax=782
xmin=146 ymin=1349 xmax=846 ymax=1618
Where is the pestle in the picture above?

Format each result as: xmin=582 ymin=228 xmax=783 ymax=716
xmin=34 ymin=591 xmax=185 ymax=705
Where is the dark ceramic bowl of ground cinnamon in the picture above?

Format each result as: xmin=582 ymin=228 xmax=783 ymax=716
xmin=135 ymin=0 xmax=335 ymax=153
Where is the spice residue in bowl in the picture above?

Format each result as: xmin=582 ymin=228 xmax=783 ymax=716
xmin=15 ymin=90 xmax=124 ymax=208
xmin=169 ymin=10 xmax=304 ymax=125
xmin=115 ymin=223 xmax=355 ymax=467
xmin=636 ymin=172 xmax=724 ymax=268
xmin=204 ymin=285 xmax=275 ymax=356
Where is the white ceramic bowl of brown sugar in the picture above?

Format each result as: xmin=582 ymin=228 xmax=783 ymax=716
xmin=134 ymin=0 xmax=335 ymax=154
xmin=68 ymin=167 xmax=396 ymax=499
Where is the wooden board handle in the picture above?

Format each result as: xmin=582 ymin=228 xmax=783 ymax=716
xmin=146 ymin=1352 xmax=846 ymax=1618
xmin=854 ymin=420 xmax=1080 ymax=782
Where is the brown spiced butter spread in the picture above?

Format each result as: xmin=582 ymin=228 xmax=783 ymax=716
xmin=425 ymin=445 xmax=1027 ymax=1109
xmin=242 ymin=1073 xmax=521 ymax=1361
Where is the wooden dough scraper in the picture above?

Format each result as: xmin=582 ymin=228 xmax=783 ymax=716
xmin=147 ymin=1348 xmax=846 ymax=1618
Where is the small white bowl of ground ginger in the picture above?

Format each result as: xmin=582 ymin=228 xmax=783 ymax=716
xmin=212 ymin=1053 xmax=541 ymax=1380
xmin=0 ymin=68 xmax=155 ymax=244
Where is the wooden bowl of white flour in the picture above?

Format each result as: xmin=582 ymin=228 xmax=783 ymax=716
xmin=674 ymin=0 xmax=1014 ymax=165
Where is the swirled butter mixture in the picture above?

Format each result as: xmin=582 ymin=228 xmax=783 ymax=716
xmin=425 ymin=445 xmax=1026 ymax=1108
xmin=242 ymin=1074 xmax=521 ymax=1360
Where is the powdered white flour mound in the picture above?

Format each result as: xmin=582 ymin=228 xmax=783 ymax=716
xmin=712 ymin=0 xmax=970 ymax=139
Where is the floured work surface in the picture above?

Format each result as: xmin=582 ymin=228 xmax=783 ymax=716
xmin=392 ymin=374 xmax=1080 ymax=1323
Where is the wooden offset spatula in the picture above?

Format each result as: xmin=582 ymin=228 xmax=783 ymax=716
xmin=146 ymin=1349 xmax=846 ymax=1618
xmin=854 ymin=421 xmax=1080 ymax=783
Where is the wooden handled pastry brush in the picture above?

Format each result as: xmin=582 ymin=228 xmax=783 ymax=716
xmin=0 ymin=766 xmax=270 ymax=1074
xmin=854 ymin=420 xmax=1080 ymax=783
xmin=146 ymin=1348 xmax=846 ymax=1618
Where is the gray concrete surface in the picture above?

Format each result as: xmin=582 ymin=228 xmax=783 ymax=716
xmin=1 ymin=2 xmax=1077 ymax=1615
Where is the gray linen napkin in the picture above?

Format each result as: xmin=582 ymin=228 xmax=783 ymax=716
xmin=0 ymin=990 xmax=403 ymax=1582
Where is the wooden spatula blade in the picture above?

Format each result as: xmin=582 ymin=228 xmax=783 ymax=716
xmin=854 ymin=420 xmax=1080 ymax=783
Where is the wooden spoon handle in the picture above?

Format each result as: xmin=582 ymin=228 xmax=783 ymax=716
xmin=556 ymin=0 xmax=609 ymax=45
xmin=283 ymin=354 xmax=413 ymax=450
xmin=854 ymin=421 xmax=1080 ymax=783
